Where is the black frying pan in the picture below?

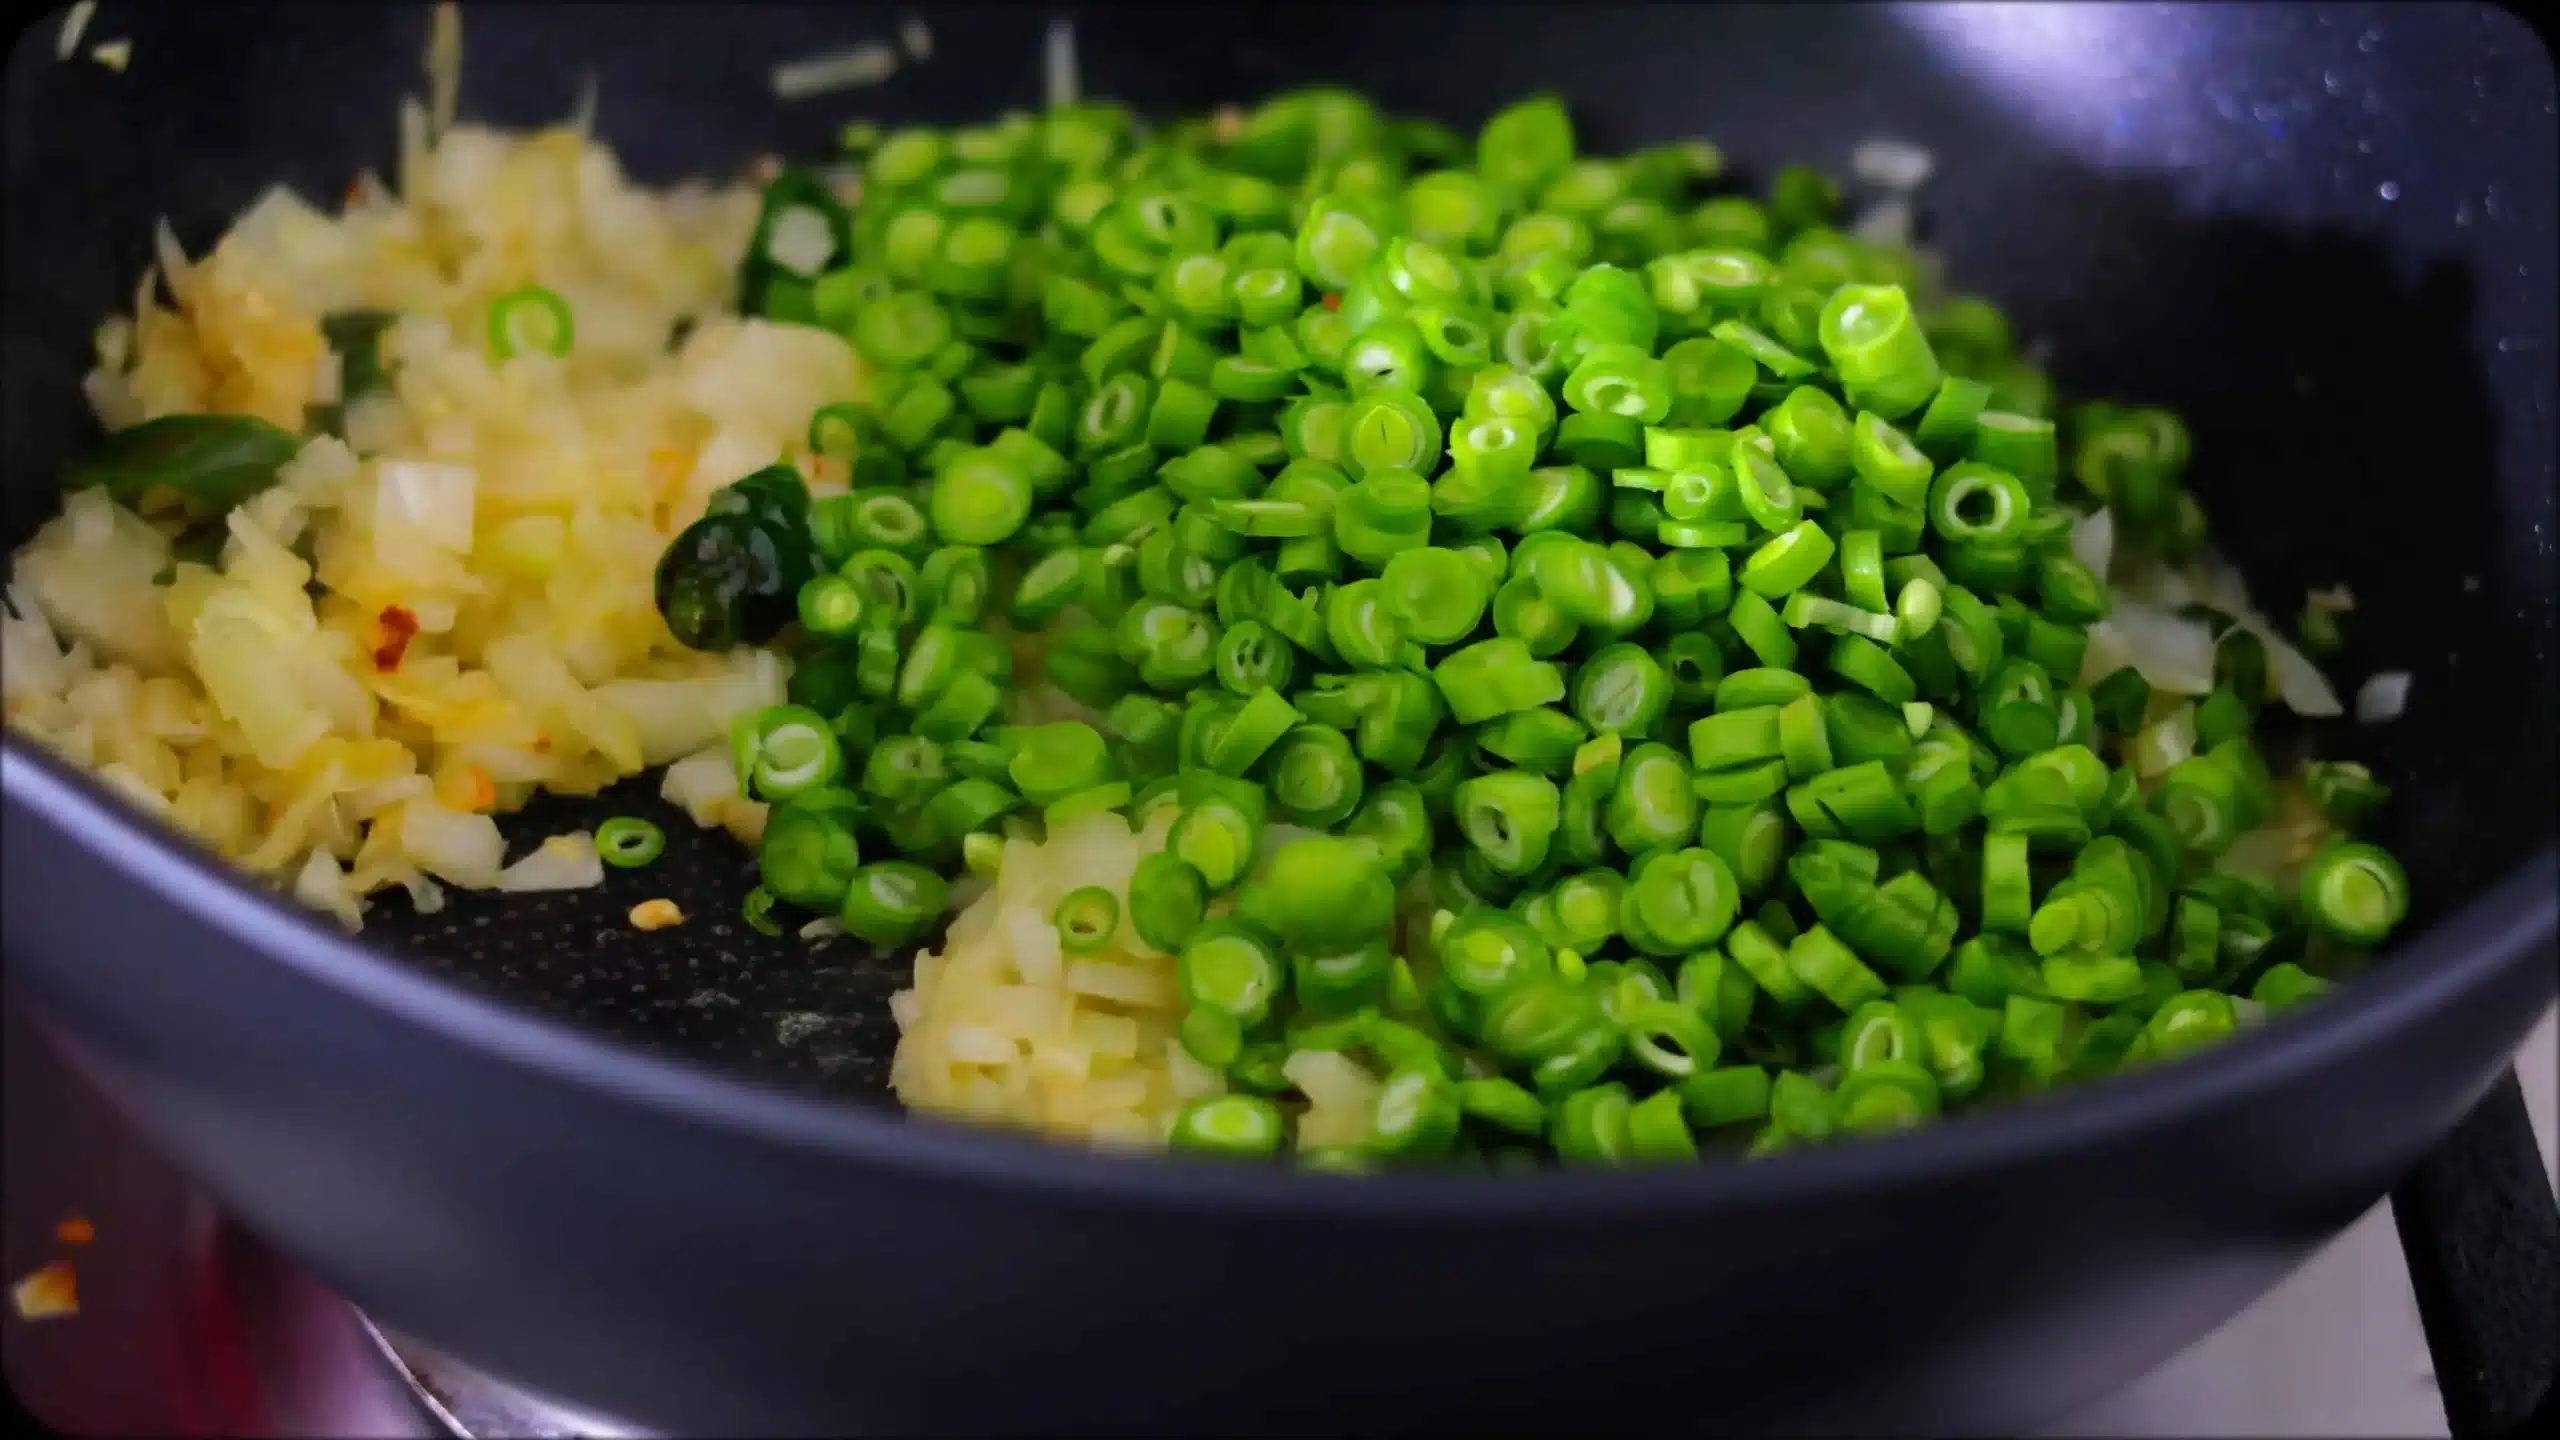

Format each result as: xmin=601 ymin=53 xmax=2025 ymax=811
xmin=4 ymin=3 xmax=2555 ymax=1434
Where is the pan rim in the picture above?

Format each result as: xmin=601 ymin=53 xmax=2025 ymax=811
xmin=6 ymin=735 xmax=2555 ymax=1218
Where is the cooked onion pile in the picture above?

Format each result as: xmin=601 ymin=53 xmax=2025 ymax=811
xmin=1 ymin=115 xmax=838 ymax=924
xmin=889 ymin=809 xmax=1232 ymax=1146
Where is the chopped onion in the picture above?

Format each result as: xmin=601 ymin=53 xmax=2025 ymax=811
xmin=772 ymin=43 xmax=898 ymax=102
xmin=899 ymin=16 xmax=934 ymax=60
xmin=294 ymin=851 xmax=365 ymax=928
xmin=720 ymin=798 xmax=769 ymax=848
xmin=660 ymin=744 xmax=739 ymax=826
xmin=57 ymin=2 xmax=95 ymax=60
xmin=1282 ymin=1049 xmax=1378 ymax=1112
xmin=2306 ymin=583 xmax=2357 ymax=613
xmin=568 ymin=70 xmax=598 ymax=137
xmin=374 ymin=460 xmax=477 ymax=553
xmin=2356 ymin=671 xmax=2411 ymax=723
xmin=2216 ymin=826 xmax=2296 ymax=886
xmin=1852 ymin=137 xmax=1935 ymax=191
xmin=2069 ymin=506 xmax=2115 ymax=580
xmin=308 ymin=348 xmax=344 ymax=405
xmin=799 ymin=916 xmax=846 ymax=942
xmin=1849 ymin=198 xmax=1913 ymax=248
xmin=2128 ymin=702 xmax=2196 ymax=779
xmin=398 ymin=798 xmax=505 ymax=887
xmin=2258 ymin=624 xmax=2345 ymax=717
xmin=2175 ymin=550 xmax=2347 ymax=718
xmin=401 ymin=873 xmax=448 ymax=915
xmin=595 ymin=653 xmax=784 ymax=767
xmin=496 ymin=832 xmax=606 ymax=893
xmin=1044 ymin=19 xmax=1079 ymax=109
xmin=764 ymin=204 xmax=836 ymax=278
xmin=2090 ymin=595 xmax=2217 ymax=695
xmin=425 ymin=2 xmax=462 ymax=139
xmin=89 ymin=38 xmax=128 ymax=73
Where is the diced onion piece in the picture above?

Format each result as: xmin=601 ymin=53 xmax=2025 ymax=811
xmin=1044 ymin=19 xmax=1078 ymax=108
xmin=425 ymin=1 xmax=462 ymax=137
xmin=1282 ymin=1049 xmax=1378 ymax=1113
xmin=1852 ymin=137 xmax=1935 ymax=191
xmin=719 ymin=798 xmax=769 ymax=848
xmin=58 ymin=2 xmax=96 ymax=59
xmin=899 ymin=16 xmax=934 ymax=59
xmin=189 ymin=602 xmax=326 ymax=770
xmin=2175 ymin=549 xmax=2345 ymax=717
xmin=1297 ymin=1101 xmax=1372 ymax=1150
xmin=495 ymin=832 xmax=606 ymax=892
xmin=397 ymin=797 xmax=505 ymax=887
xmin=596 ymin=657 xmax=783 ymax=768
xmin=1850 ymin=198 xmax=1912 ymax=248
xmin=946 ymin=1025 xmax=1016 ymax=1065
xmin=2356 ymin=671 xmax=2411 ymax=723
xmin=887 ymin=990 xmax=923 ymax=1031
xmin=568 ymin=70 xmax=598 ymax=137
xmin=772 ymin=43 xmax=899 ymax=102
xmin=2128 ymin=702 xmax=2196 ymax=779
xmin=2091 ymin=595 xmax=2217 ymax=695
xmin=764 ymin=204 xmax=836 ymax=278
xmin=2306 ymin=583 xmax=2357 ymax=614
xmin=677 ymin=321 xmax=861 ymax=461
xmin=2216 ymin=825 xmax=2297 ymax=886
xmin=2259 ymin=624 xmax=2344 ymax=717
xmin=294 ymin=850 xmax=365 ymax=928
xmin=799 ymin=917 xmax=846 ymax=942
xmin=1063 ymin=959 xmax=1175 ymax=1008
xmin=374 ymin=460 xmax=478 ymax=554
xmin=2069 ymin=506 xmax=2115 ymax=581
xmin=1166 ymin=1039 xmax=1225 ymax=1101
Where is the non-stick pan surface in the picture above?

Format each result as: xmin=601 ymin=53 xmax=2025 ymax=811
xmin=4 ymin=3 xmax=2555 ymax=1434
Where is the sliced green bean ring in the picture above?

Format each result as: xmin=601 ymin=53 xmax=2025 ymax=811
xmin=1572 ymin=643 xmax=1670 ymax=736
xmin=1438 ymin=907 xmax=1556 ymax=997
xmin=596 ymin=816 xmax=666 ymax=869
xmin=1170 ymin=1095 xmax=1287 ymax=1157
xmin=1179 ymin=920 xmax=1285 ymax=1026
xmin=1053 ymin=886 xmax=1122 ymax=953
xmin=1731 ymin=446 xmax=1805 ymax=533
xmin=2300 ymin=841 xmax=2410 ymax=946
xmin=1852 ymin=411 xmax=1935 ymax=508
xmin=1380 ymin=546 xmax=1492 ymax=645
xmin=1739 ymin=520 xmax=1837 ymax=599
xmin=1928 ymin=462 xmax=2032 ymax=544
xmin=1455 ymin=769 xmax=1564 ymax=876
xmin=1627 ymin=846 xmax=1740 ymax=954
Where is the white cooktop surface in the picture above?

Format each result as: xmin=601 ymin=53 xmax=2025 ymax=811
xmin=2051 ymin=1006 xmax=2558 ymax=1438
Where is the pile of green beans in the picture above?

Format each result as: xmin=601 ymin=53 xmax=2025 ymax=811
xmin=654 ymin=87 xmax=2412 ymax=1168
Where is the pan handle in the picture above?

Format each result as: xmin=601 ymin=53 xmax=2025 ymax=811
xmin=2389 ymin=1066 xmax=2560 ymax=1440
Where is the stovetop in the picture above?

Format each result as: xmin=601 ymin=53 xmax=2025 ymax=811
xmin=7 ymin=988 xmax=2551 ymax=1438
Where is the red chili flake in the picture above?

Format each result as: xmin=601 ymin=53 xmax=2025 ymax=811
xmin=372 ymin=605 xmax=419 ymax=672
xmin=1321 ymin=292 xmax=1341 ymax=311
xmin=55 ymin=1216 xmax=94 ymax=1247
